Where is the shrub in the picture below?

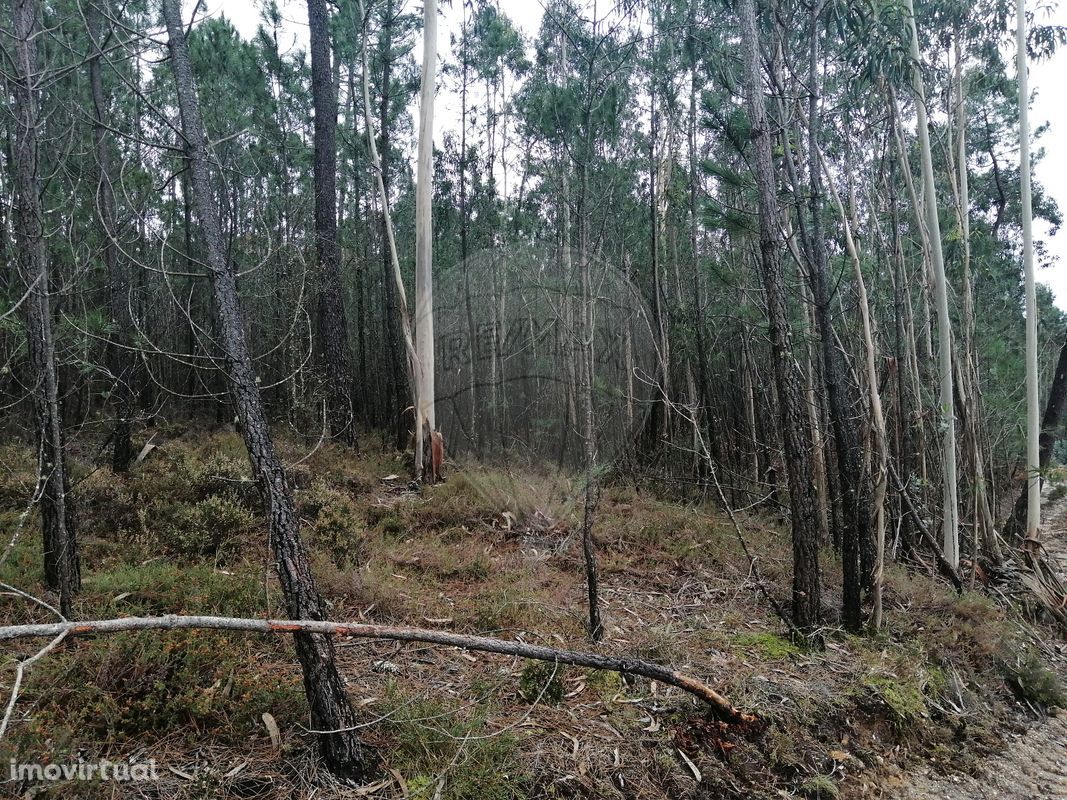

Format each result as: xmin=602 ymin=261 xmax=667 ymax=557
xmin=25 ymin=631 xmax=300 ymax=745
xmin=301 ymin=485 xmax=364 ymax=567
xmin=366 ymin=505 xmax=405 ymax=536
xmin=186 ymin=453 xmax=258 ymax=508
xmin=800 ymin=775 xmax=840 ymax=799
xmin=518 ymin=661 xmax=566 ymax=705
xmin=77 ymin=469 xmax=138 ymax=535
xmin=83 ymin=561 xmax=266 ymax=616
xmin=288 ymin=463 xmax=313 ymax=489
xmin=0 ymin=443 xmax=37 ymax=504
xmin=1000 ymin=648 xmax=1065 ymax=708
xmin=132 ymin=447 xmax=256 ymax=507
xmin=154 ymin=493 xmax=255 ymax=560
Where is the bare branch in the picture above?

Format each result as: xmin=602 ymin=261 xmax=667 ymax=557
xmin=0 ymin=614 xmax=751 ymax=722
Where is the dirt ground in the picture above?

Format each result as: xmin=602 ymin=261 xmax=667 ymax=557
xmin=888 ymin=491 xmax=1067 ymax=800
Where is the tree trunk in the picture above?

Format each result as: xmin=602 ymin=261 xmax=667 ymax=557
xmin=161 ymin=0 xmax=365 ymax=779
xmin=308 ymin=0 xmax=356 ymax=446
xmin=1016 ymin=0 xmax=1041 ymax=544
xmin=1004 ymin=326 xmax=1067 ymax=539
xmin=88 ymin=2 xmax=134 ymax=473
xmin=816 ymin=145 xmax=889 ymax=630
xmin=802 ymin=11 xmax=867 ymax=628
xmin=414 ymin=0 xmax=437 ymax=481
xmin=947 ymin=37 xmax=1001 ymax=566
xmin=11 ymin=0 xmax=80 ymax=617
xmin=738 ymin=0 xmax=821 ymax=629
xmin=358 ymin=0 xmax=419 ymax=447
xmin=905 ymin=0 xmax=960 ymax=568
xmin=375 ymin=0 xmax=407 ymax=448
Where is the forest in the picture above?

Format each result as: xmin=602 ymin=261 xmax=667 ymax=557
xmin=1 ymin=0 xmax=1067 ymax=796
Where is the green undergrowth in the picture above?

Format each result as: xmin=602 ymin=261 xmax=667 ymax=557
xmin=79 ymin=560 xmax=269 ymax=616
xmin=999 ymin=646 xmax=1065 ymax=706
xmin=0 ymin=429 xmax=1061 ymax=799
xmin=12 ymin=630 xmax=302 ymax=752
xmin=374 ymin=686 xmax=531 ymax=800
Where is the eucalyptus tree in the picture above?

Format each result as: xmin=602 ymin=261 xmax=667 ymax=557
xmin=413 ymin=0 xmax=437 ymax=480
xmin=903 ymin=0 xmax=959 ymax=568
xmin=1016 ymin=0 xmax=1040 ymax=544
xmin=160 ymin=0 xmax=365 ymax=777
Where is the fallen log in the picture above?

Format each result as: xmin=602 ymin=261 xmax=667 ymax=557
xmin=0 ymin=614 xmax=751 ymax=723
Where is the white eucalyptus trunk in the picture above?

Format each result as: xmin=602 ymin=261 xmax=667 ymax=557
xmin=1017 ymin=0 xmax=1041 ymax=542
xmin=413 ymin=0 xmax=437 ymax=480
xmin=904 ymin=0 xmax=959 ymax=567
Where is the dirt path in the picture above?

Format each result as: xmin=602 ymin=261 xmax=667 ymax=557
xmin=889 ymin=491 xmax=1067 ymax=800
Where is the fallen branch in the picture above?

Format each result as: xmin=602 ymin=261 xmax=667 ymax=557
xmin=888 ymin=463 xmax=964 ymax=595
xmin=0 ymin=630 xmax=67 ymax=739
xmin=0 ymin=614 xmax=751 ymax=723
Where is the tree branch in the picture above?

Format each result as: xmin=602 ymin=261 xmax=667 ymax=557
xmin=0 ymin=614 xmax=751 ymax=723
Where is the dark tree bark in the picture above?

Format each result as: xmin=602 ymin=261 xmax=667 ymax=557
xmin=1004 ymin=325 xmax=1067 ymax=540
xmin=161 ymin=0 xmax=365 ymax=779
xmin=307 ymin=0 xmax=356 ymax=446
xmin=11 ymin=0 xmax=80 ymax=617
xmin=88 ymin=2 xmax=135 ymax=473
xmin=803 ymin=9 xmax=868 ymax=631
xmin=738 ymin=0 xmax=821 ymax=629
xmin=376 ymin=0 xmax=408 ymax=448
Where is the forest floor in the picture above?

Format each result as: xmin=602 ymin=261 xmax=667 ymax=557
xmin=888 ymin=489 xmax=1067 ymax=800
xmin=0 ymin=425 xmax=1064 ymax=799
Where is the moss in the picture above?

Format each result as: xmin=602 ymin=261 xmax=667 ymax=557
xmin=864 ymin=674 xmax=926 ymax=722
xmin=586 ymin=668 xmax=625 ymax=698
xmin=733 ymin=631 xmax=799 ymax=660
